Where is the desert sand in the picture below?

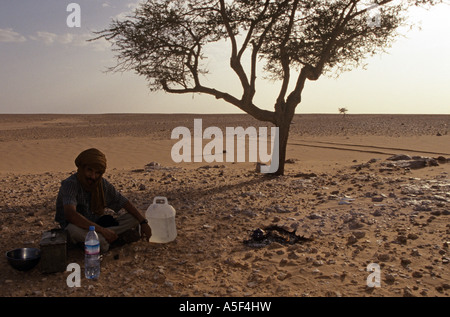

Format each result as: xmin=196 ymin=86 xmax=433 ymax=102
xmin=0 ymin=113 xmax=449 ymax=298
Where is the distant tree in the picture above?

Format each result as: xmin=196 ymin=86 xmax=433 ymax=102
xmin=95 ymin=0 xmax=442 ymax=175
xmin=339 ymin=107 xmax=348 ymax=117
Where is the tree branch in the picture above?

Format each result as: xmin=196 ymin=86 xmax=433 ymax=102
xmin=161 ymin=80 xmax=275 ymax=123
xmin=218 ymin=0 xmax=250 ymax=91
xmin=242 ymin=0 xmax=272 ymax=103
xmin=275 ymin=0 xmax=300 ymax=114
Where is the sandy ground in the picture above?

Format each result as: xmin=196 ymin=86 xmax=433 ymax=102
xmin=0 ymin=113 xmax=449 ymax=298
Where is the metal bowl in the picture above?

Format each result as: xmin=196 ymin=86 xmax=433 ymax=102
xmin=6 ymin=248 xmax=41 ymax=271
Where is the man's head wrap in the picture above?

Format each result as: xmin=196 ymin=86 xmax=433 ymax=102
xmin=75 ymin=148 xmax=107 ymax=215
xmin=75 ymin=148 xmax=107 ymax=174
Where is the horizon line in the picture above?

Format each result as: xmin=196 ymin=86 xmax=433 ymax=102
xmin=0 ymin=112 xmax=449 ymax=116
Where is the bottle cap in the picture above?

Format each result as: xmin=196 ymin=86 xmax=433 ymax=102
xmin=89 ymin=226 xmax=95 ymax=231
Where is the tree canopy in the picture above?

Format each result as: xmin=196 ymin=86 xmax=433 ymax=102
xmin=95 ymin=0 xmax=443 ymax=174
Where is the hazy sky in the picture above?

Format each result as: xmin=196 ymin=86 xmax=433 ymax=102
xmin=1 ymin=0 xmax=449 ymax=115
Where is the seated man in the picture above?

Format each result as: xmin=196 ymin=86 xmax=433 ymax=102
xmin=55 ymin=148 xmax=151 ymax=253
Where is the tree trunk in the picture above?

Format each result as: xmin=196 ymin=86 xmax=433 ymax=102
xmin=274 ymin=123 xmax=289 ymax=175
xmin=273 ymin=112 xmax=294 ymax=176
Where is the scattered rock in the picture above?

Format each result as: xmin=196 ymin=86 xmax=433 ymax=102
xmin=308 ymin=213 xmax=322 ymax=220
xmin=387 ymin=154 xmax=412 ymax=161
xmin=401 ymin=258 xmax=412 ymax=267
xmin=371 ymin=196 xmax=384 ymax=202
xmin=384 ymin=274 xmax=396 ymax=284
xmin=377 ymin=253 xmax=391 ymax=262
xmin=373 ymin=209 xmax=383 ymax=217
xmin=384 ymin=155 xmax=439 ymax=169
xmin=146 ymin=161 xmax=161 ymax=169
xmin=348 ymin=220 xmax=364 ymax=230
xmin=403 ymin=286 xmax=415 ymax=297
xmin=396 ymin=235 xmax=408 ymax=245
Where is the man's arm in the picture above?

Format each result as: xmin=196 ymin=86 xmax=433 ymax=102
xmin=64 ymin=205 xmax=118 ymax=243
xmin=122 ymin=200 xmax=152 ymax=241
xmin=122 ymin=200 xmax=146 ymax=222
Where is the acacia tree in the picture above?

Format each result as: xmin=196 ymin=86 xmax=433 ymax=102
xmin=95 ymin=0 xmax=441 ymax=175
xmin=339 ymin=107 xmax=348 ymax=117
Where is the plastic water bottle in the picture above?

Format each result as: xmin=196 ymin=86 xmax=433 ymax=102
xmin=84 ymin=226 xmax=100 ymax=279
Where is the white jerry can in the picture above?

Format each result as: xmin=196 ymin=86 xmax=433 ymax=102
xmin=145 ymin=196 xmax=177 ymax=243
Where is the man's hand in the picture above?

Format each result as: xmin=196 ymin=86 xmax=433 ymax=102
xmin=140 ymin=223 xmax=152 ymax=242
xmin=64 ymin=205 xmax=118 ymax=242
xmin=98 ymin=227 xmax=119 ymax=243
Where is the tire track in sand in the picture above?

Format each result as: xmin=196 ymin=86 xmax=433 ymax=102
xmin=288 ymin=140 xmax=450 ymax=157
